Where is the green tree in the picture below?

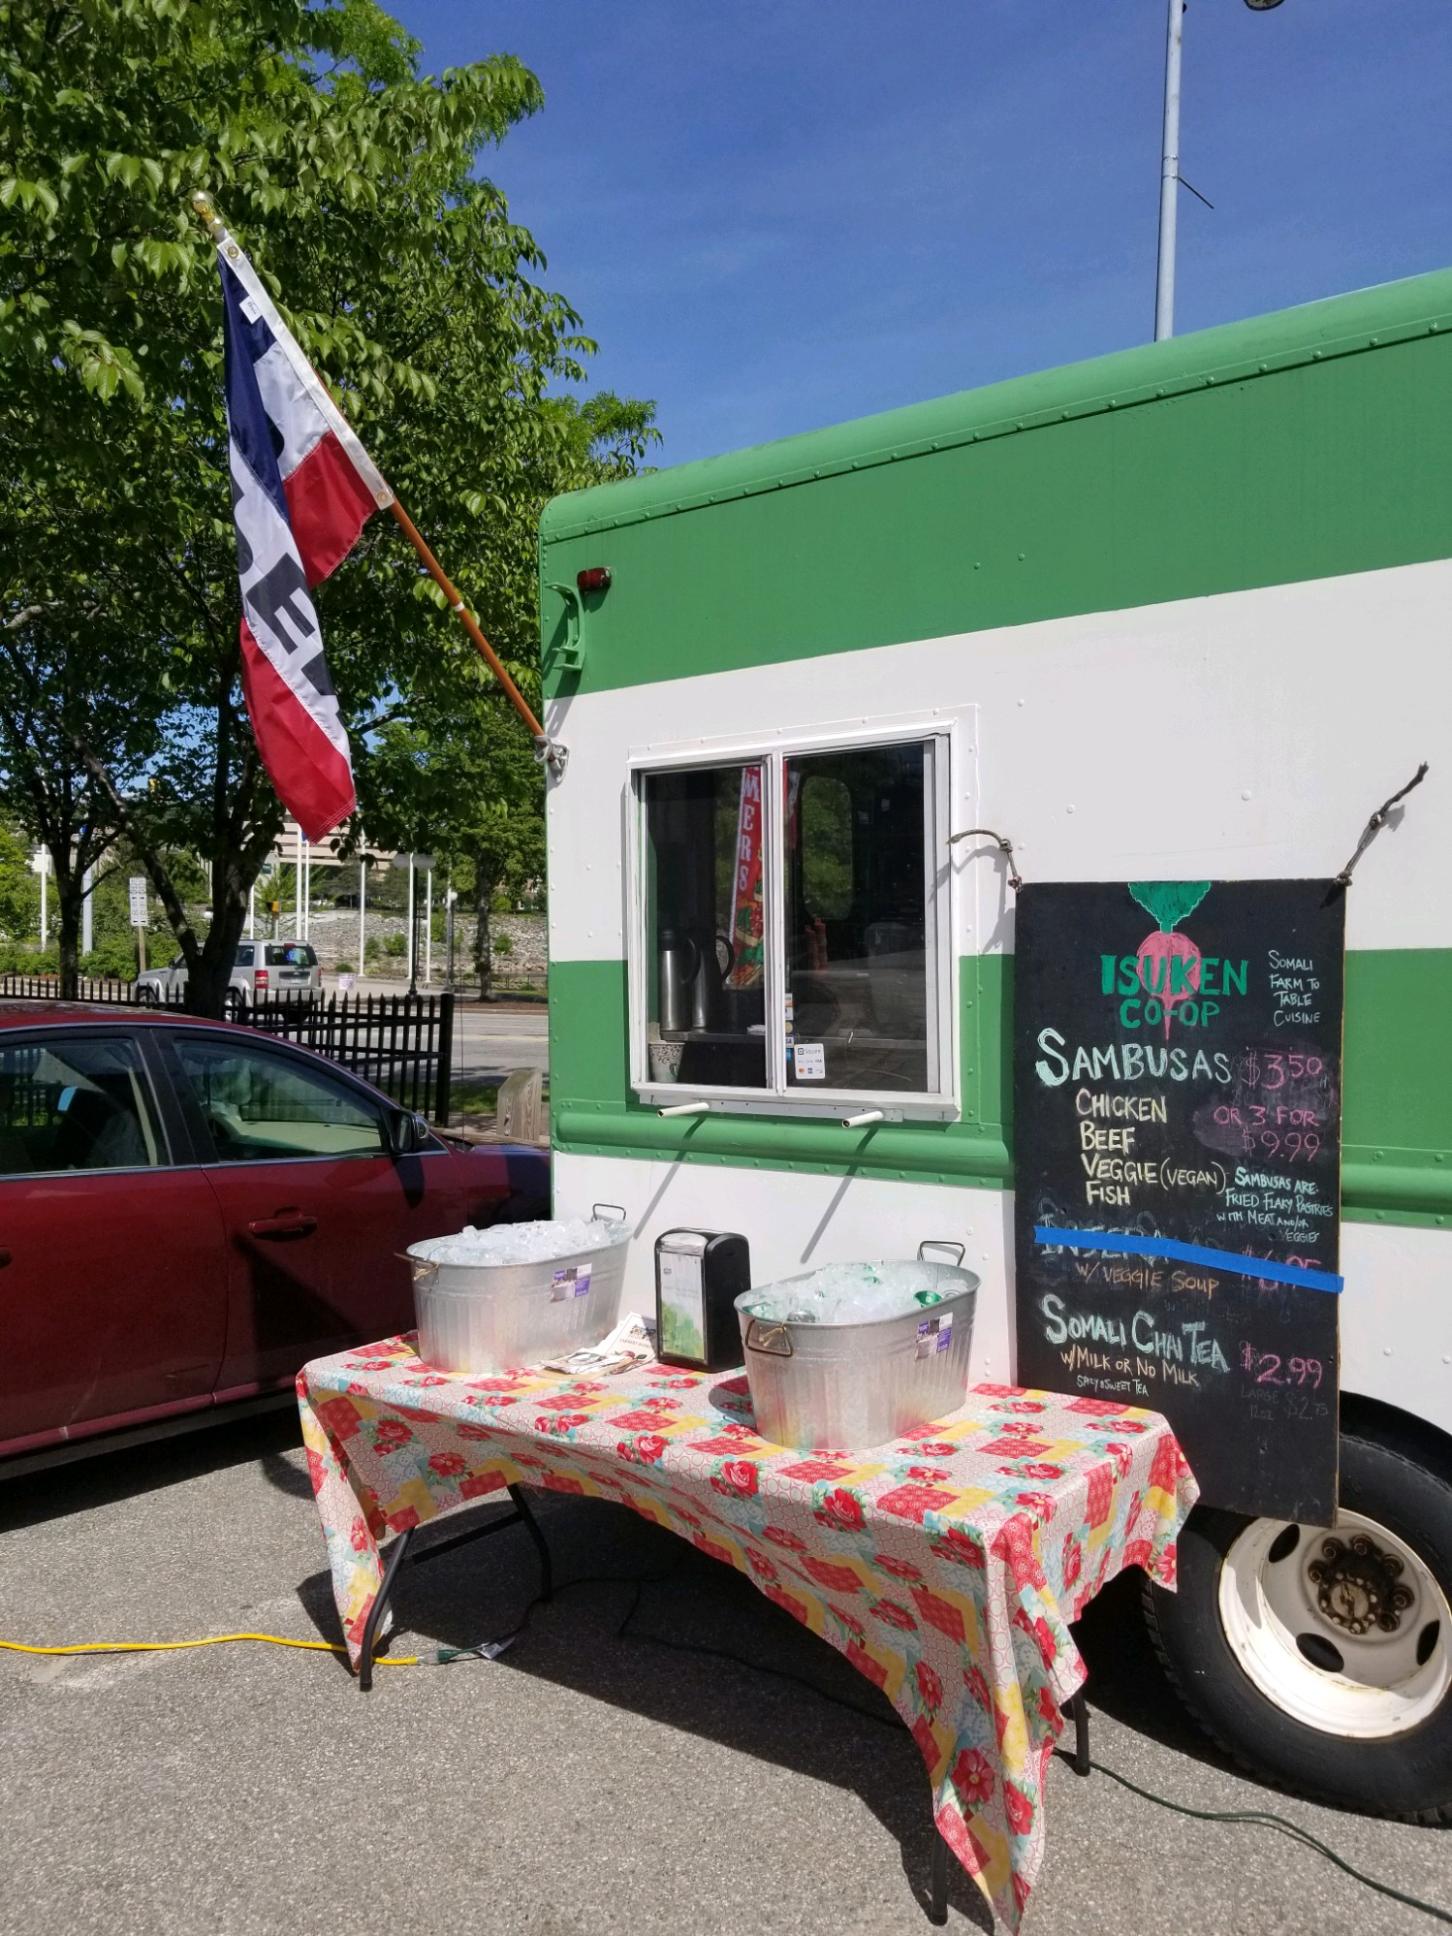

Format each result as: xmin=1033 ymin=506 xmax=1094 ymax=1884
xmin=0 ymin=606 xmax=147 ymax=990
xmin=356 ymin=388 xmax=658 ymax=996
xmin=0 ymin=821 xmax=39 ymax=944
xmin=360 ymin=692 xmax=544 ymax=998
xmin=1 ymin=0 xmax=636 ymax=1014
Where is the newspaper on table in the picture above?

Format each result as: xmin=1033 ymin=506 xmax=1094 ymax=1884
xmin=543 ymin=1312 xmax=655 ymax=1377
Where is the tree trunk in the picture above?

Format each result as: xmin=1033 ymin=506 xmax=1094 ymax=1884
xmin=42 ymin=836 xmax=92 ymax=1002
xmin=55 ymin=874 xmax=83 ymax=1000
xmin=185 ymin=872 xmax=250 ymax=1019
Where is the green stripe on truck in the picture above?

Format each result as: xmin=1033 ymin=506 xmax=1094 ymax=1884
xmin=540 ymin=273 xmax=1452 ymax=700
xmin=548 ymin=952 xmax=1452 ymax=1231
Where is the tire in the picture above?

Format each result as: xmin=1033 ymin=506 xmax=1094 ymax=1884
xmin=224 ymin=990 xmax=246 ymax=1019
xmin=1144 ymin=1421 xmax=1452 ymax=1822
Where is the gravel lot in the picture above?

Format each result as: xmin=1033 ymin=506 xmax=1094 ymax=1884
xmin=2 ymin=1414 xmax=1446 ymax=1936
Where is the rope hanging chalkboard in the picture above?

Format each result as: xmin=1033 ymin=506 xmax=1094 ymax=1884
xmin=949 ymin=761 xmax=1429 ymax=895
xmin=1334 ymin=761 xmax=1429 ymax=885
xmin=946 ymin=825 xmax=1023 ymax=890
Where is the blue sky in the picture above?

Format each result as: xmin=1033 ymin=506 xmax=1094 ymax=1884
xmin=389 ymin=2 xmax=1451 ymax=468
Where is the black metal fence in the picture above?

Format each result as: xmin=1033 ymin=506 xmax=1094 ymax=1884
xmin=247 ymin=991 xmax=455 ymax=1121
xmin=0 ymin=976 xmax=455 ymax=1124
xmin=0 ymin=973 xmax=153 ymax=1006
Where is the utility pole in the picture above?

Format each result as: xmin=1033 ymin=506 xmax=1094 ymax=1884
xmin=1155 ymin=0 xmax=1287 ymax=342
xmin=1154 ymin=0 xmax=1185 ymax=341
xmin=407 ymin=853 xmax=418 ymax=994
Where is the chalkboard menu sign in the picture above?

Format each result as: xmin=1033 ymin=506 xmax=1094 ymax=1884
xmin=1012 ymin=880 xmax=1345 ymax=1523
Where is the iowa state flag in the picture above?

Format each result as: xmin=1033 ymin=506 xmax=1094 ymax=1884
xmin=212 ymin=227 xmax=392 ymax=841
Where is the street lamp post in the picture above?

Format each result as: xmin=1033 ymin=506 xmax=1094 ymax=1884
xmin=1155 ymin=0 xmax=1285 ymax=342
xmin=1153 ymin=0 xmax=1185 ymax=342
xmin=406 ymin=853 xmax=417 ymax=994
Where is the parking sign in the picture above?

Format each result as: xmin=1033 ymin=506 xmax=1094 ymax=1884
xmin=128 ymin=876 xmax=148 ymax=927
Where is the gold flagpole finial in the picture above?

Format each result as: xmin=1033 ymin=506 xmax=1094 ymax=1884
xmin=190 ymin=191 xmax=224 ymax=239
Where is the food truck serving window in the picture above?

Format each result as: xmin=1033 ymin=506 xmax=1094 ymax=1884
xmin=632 ymin=733 xmax=953 ymax=1117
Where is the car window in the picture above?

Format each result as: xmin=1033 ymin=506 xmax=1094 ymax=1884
xmin=234 ymin=945 xmax=254 ymax=968
xmin=265 ymin=943 xmax=317 ymax=968
xmin=171 ymin=1036 xmax=385 ymax=1162
xmin=0 ymin=1035 xmax=163 ymax=1176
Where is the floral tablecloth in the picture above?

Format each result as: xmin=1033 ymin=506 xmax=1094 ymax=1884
xmin=298 ymin=1337 xmax=1196 ymax=1931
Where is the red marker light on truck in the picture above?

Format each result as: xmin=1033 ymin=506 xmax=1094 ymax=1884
xmin=577 ymin=567 xmax=611 ymax=594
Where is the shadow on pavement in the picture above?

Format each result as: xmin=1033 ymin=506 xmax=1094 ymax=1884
xmin=295 ymin=1491 xmax=1004 ymax=1928
xmin=1070 ymin=1566 xmax=1237 ymax=1766
xmin=0 ymin=1405 xmax=303 ymax=1532
xmin=293 ymin=1487 xmax=1327 ymax=1907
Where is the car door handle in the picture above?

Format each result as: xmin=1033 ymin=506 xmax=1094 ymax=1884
xmin=247 ymin=1211 xmax=318 ymax=1240
xmin=0 ymin=1248 xmax=10 ymax=1268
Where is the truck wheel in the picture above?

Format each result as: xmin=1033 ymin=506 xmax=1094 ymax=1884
xmin=1144 ymin=1423 xmax=1452 ymax=1822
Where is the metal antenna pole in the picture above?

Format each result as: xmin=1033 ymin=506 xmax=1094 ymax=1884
xmin=1155 ymin=0 xmax=1185 ymax=341
xmin=408 ymin=854 xmax=419 ymax=994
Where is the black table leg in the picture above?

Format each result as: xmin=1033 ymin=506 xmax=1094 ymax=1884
xmin=355 ymin=1488 xmax=556 ymax=1693
xmin=1065 ymin=1690 xmax=1091 ymax=1775
xmin=358 ymin=1525 xmax=415 ymax=1693
xmin=508 ymin=1482 xmax=554 ymax=1603
xmin=928 ymin=1825 xmax=948 ymax=1926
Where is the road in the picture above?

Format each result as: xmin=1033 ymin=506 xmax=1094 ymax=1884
xmin=319 ymin=976 xmax=549 ymax=1090
xmin=2 ymin=1419 xmax=1446 ymax=1936
xmin=452 ymin=1001 xmax=549 ymax=1086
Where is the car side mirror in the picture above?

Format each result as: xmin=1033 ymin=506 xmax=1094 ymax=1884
xmin=385 ymin=1107 xmax=432 ymax=1157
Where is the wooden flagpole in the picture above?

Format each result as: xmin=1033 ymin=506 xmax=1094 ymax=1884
xmin=384 ymin=500 xmax=553 ymax=760
xmin=190 ymin=192 xmax=563 ymax=774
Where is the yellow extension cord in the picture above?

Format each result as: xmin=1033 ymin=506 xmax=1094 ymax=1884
xmin=0 ymin=1632 xmax=417 ymax=1666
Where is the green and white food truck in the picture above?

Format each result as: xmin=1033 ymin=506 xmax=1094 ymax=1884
xmin=537 ymin=270 xmax=1452 ymax=1818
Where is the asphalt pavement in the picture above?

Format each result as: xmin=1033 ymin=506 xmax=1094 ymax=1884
xmin=325 ymin=976 xmax=549 ymax=1089
xmin=451 ymin=1000 xmax=549 ymax=1086
xmin=2 ymin=1417 xmax=1447 ymax=1936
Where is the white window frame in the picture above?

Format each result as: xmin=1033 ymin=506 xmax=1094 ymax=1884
xmin=626 ymin=718 xmax=958 ymax=1122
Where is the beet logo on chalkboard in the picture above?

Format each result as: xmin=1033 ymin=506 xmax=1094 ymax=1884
xmin=1129 ymin=881 xmax=1209 ymax=1037
xmin=1101 ymin=884 xmax=1250 ymax=1035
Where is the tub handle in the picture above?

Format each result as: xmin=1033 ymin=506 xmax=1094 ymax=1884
xmin=398 ymin=1252 xmax=438 ymax=1285
xmin=918 ymin=1239 xmax=966 ymax=1266
xmin=592 ymin=1202 xmax=627 ymax=1224
xmin=744 ymin=1318 xmax=794 ymax=1359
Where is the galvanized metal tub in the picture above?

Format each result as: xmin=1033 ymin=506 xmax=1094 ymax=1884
xmin=408 ymin=1220 xmax=631 ymax=1374
xmin=735 ymin=1258 xmax=978 ymax=1451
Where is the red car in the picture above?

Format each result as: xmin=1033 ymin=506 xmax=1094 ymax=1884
xmin=0 ymin=1003 xmax=548 ymax=1472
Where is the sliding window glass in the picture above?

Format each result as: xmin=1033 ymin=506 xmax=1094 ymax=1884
xmin=642 ymin=763 xmax=768 ymax=1089
xmin=785 ymin=741 xmax=938 ymax=1094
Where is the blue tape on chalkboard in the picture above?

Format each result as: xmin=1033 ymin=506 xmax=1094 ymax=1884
xmin=1031 ymin=1226 xmax=1344 ymax=1295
